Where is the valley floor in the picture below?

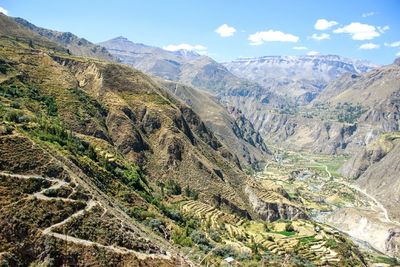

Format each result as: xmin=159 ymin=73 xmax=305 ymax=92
xmin=254 ymin=146 xmax=400 ymax=262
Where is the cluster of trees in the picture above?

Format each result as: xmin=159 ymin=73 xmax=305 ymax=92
xmin=335 ymin=102 xmax=365 ymax=123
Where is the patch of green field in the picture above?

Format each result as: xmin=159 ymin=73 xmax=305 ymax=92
xmin=374 ymin=255 xmax=399 ymax=265
xmin=272 ymin=230 xmax=296 ymax=237
xmin=299 ymin=236 xmax=317 ymax=244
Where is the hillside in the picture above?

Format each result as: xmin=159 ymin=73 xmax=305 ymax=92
xmin=2 ymin=14 xmax=368 ymax=266
xmin=99 ymin=36 xmax=264 ymax=95
xmin=221 ymin=60 xmax=399 ymax=157
xmin=12 ymin=16 xmax=116 ymax=62
xmin=340 ymin=132 xmax=400 ymax=221
xmin=157 ymin=79 xmax=271 ymax=169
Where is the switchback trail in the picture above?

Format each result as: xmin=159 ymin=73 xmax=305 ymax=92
xmin=0 ymin=171 xmax=172 ymax=260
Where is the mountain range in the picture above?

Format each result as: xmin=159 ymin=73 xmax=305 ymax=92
xmin=1 ymin=12 xmax=400 ymax=266
xmin=223 ymin=55 xmax=378 ymax=103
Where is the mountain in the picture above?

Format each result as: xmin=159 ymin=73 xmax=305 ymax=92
xmin=12 ymin=17 xmax=116 ymax=62
xmin=316 ymin=62 xmax=400 ymax=112
xmin=99 ymin=36 xmax=263 ymax=95
xmin=340 ymin=132 xmax=400 ymax=221
xmin=223 ymin=55 xmax=377 ymax=104
xmin=157 ymin=79 xmax=271 ymax=169
xmin=0 ymin=14 xmax=67 ymax=53
xmin=327 ymin=59 xmax=400 ymax=221
xmin=99 ymin=36 xmax=274 ymax=168
xmin=323 ymin=131 xmax=400 ymax=259
xmin=4 ymin=15 xmax=368 ymax=266
xmin=219 ymin=59 xmax=399 ymax=156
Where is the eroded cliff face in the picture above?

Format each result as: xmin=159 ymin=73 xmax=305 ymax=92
xmin=158 ymin=80 xmax=270 ymax=169
xmin=221 ymin=98 xmax=363 ymax=155
xmin=245 ymin=181 xmax=308 ymax=222
xmin=340 ymin=133 xmax=400 ymax=222
xmin=325 ymin=208 xmax=400 ymax=258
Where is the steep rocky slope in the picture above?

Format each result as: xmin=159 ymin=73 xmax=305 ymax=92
xmin=325 ymin=207 xmax=400 ymax=258
xmin=157 ymin=79 xmax=270 ymax=169
xmin=99 ymin=36 xmax=274 ymax=168
xmin=319 ymin=133 xmax=400 ymax=258
xmin=340 ymin=132 xmax=400 ymax=221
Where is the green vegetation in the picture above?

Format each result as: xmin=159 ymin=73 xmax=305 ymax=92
xmin=374 ymin=256 xmax=399 ymax=265
xmin=43 ymin=185 xmax=73 ymax=198
xmin=165 ymin=179 xmax=182 ymax=195
xmin=212 ymin=245 xmax=236 ymax=258
xmin=272 ymin=230 xmax=296 ymax=237
xmin=0 ymin=59 xmax=14 ymax=74
xmin=29 ymin=118 xmax=98 ymax=160
xmin=26 ymin=86 xmax=59 ymax=116
xmin=325 ymin=238 xmax=338 ymax=249
xmin=335 ymin=102 xmax=365 ymax=123
xmin=184 ymin=185 xmax=199 ymax=200
xmin=299 ymin=236 xmax=317 ymax=244
xmin=171 ymin=228 xmax=193 ymax=247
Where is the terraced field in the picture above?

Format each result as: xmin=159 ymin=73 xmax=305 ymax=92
xmin=255 ymin=148 xmax=371 ymax=213
xmin=180 ymin=200 xmax=363 ymax=266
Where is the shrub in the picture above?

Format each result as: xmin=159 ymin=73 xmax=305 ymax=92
xmin=161 ymin=206 xmax=183 ymax=222
xmin=190 ymin=230 xmax=211 ymax=247
xmin=4 ymin=110 xmax=27 ymax=123
xmin=43 ymin=96 xmax=58 ymax=116
xmin=122 ymin=167 xmax=143 ymax=191
xmin=148 ymin=218 xmax=163 ymax=229
xmin=10 ymin=101 xmax=20 ymax=109
xmin=166 ymin=180 xmax=181 ymax=195
xmin=128 ymin=207 xmax=155 ymax=221
xmin=208 ymin=229 xmax=222 ymax=242
xmin=0 ymin=85 xmax=23 ymax=98
xmin=43 ymin=186 xmax=73 ymax=198
xmin=213 ymin=245 xmax=235 ymax=258
xmin=171 ymin=228 xmax=193 ymax=247
xmin=184 ymin=185 xmax=199 ymax=200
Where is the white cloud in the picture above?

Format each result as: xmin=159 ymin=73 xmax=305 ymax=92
xmin=307 ymin=51 xmax=320 ymax=56
xmin=293 ymin=46 xmax=308 ymax=50
xmin=163 ymin=44 xmax=207 ymax=53
xmin=248 ymin=30 xmax=299 ymax=45
xmin=396 ymin=51 xmax=400 ymax=57
xmin=314 ymin=19 xmax=338 ymax=30
xmin=311 ymin=33 xmax=330 ymax=41
xmin=362 ymin=11 xmax=375 ymax=18
xmin=0 ymin=6 xmax=8 ymax=15
xmin=359 ymin=43 xmax=380 ymax=50
xmin=377 ymin=25 xmax=389 ymax=33
xmin=215 ymin=24 xmax=236 ymax=37
xmin=385 ymin=41 xmax=400 ymax=48
xmin=333 ymin=22 xmax=380 ymax=40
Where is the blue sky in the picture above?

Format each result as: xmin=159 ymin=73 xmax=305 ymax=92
xmin=1 ymin=0 xmax=399 ymax=64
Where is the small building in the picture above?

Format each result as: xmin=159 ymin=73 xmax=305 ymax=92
xmin=222 ymin=256 xmax=237 ymax=266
